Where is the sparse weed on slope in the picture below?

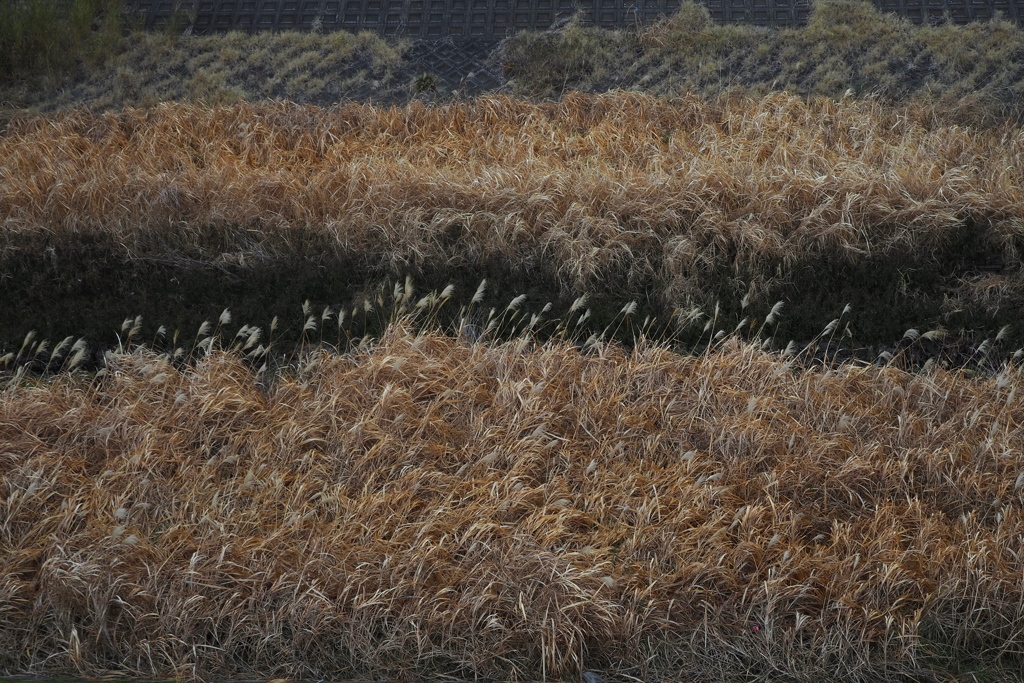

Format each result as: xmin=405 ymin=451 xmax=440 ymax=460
xmin=503 ymin=0 xmax=1024 ymax=119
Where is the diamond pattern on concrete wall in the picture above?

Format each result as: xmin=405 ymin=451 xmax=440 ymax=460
xmin=125 ymin=0 xmax=1023 ymax=34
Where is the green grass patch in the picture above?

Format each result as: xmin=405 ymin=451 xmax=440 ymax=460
xmin=0 ymin=0 xmax=122 ymax=85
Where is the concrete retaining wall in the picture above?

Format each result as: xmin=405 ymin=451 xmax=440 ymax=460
xmin=124 ymin=0 xmax=1024 ymax=35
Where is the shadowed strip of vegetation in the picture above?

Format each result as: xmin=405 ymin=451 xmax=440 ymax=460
xmin=1 ymin=224 xmax=1021 ymax=363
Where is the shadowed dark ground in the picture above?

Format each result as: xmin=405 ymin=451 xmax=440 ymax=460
xmin=3 ymin=227 xmax=1021 ymax=370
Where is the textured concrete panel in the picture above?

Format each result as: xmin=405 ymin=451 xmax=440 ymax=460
xmin=125 ymin=0 xmax=1023 ymax=33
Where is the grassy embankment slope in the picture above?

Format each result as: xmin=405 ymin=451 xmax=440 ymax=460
xmin=3 ymin=0 xmax=1024 ymax=117
xmin=2 ymin=1 xmax=1024 ymax=681
xmin=501 ymin=0 xmax=1024 ymax=119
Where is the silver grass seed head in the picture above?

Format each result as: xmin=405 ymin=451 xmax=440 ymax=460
xmin=243 ymin=327 xmax=261 ymax=350
xmin=54 ymin=336 xmax=74 ymax=356
xmin=472 ymin=279 xmax=487 ymax=304
xmin=765 ymin=300 xmax=784 ymax=325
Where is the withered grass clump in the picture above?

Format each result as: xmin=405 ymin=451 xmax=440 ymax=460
xmin=2 ymin=92 xmax=1023 ymax=305
xmin=2 ymin=326 xmax=1023 ymax=680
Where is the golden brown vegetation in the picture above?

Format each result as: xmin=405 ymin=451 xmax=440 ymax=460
xmin=2 ymin=325 xmax=1024 ymax=680
xmin=2 ymin=92 xmax=1023 ymax=307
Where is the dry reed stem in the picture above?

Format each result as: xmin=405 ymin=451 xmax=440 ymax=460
xmin=2 ymin=326 xmax=1023 ymax=680
xmin=1 ymin=92 xmax=1022 ymax=296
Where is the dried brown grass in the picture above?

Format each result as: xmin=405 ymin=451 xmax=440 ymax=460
xmin=2 ymin=324 xmax=1023 ymax=680
xmin=2 ymin=92 xmax=1022 ymax=305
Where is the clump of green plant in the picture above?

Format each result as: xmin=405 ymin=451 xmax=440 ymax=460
xmin=0 ymin=0 xmax=122 ymax=85
xmin=160 ymin=0 xmax=195 ymax=38
xmin=413 ymin=72 xmax=438 ymax=93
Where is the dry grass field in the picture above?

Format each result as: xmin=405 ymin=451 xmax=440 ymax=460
xmin=2 ymin=92 xmax=1023 ymax=327
xmin=2 ymin=323 xmax=1023 ymax=680
xmin=4 ymin=4 xmax=1024 ymax=681
xmin=6 ymin=90 xmax=1022 ymax=267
